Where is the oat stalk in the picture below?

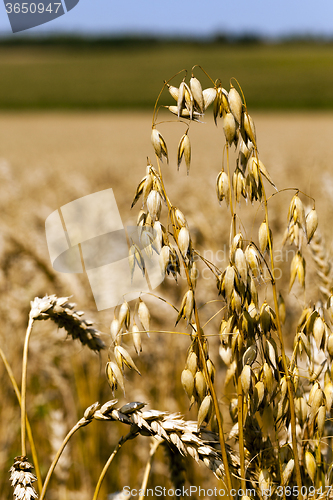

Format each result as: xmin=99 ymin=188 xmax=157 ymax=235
xmin=225 ymin=140 xmax=245 ymax=491
xmin=257 ymin=158 xmax=303 ymax=497
xmin=154 ymin=148 xmax=233 ymax=497
xmin=226 ymin=144 xmax=237 ymax=239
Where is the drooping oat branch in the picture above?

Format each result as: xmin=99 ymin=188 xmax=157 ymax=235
xmin=151 ymin=106 xmax=234 ymax=493
xmin=257 ymin=166 xmax=303 ymax=497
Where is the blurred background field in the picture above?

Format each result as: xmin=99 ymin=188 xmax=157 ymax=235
xmin=1 ymin=36 xmax=333 ymax=499
xmin=2 ymin=38 xmax=333 ymax=109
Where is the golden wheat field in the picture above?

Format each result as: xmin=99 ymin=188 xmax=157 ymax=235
xmin=1 ymin=110 xmax=333 ymax=499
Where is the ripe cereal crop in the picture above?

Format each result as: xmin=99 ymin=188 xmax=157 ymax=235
xmin=1 ymin=67 xmax=333 ymax=500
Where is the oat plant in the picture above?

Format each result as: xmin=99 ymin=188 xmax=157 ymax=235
xmin=3 ymin=67 xmax=333 ymax=500
xmin=122 ymin=67 xmax=333 ymax=499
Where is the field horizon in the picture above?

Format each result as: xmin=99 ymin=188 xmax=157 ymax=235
xmin=1 ymin=40 xmax=333 ymax=110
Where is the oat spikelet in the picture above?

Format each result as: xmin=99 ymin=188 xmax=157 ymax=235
xmin=223 ymin=113 xmax=237 ymax=145
xmin=216 ymin=170 xmax=229 ymax=205
xmin=132 ymin=321 xmax=142 ymax=354
xmin=228 ymin=85 xmax=243 ymax=125
xmin=129 ymin=242 xmax=146 ymax=280
xmin=177 ymin=133 xmax=191 ymax=174
xmin=106 ymin=361 xmax=125 ymax=395
xmin=138 ymin=298 xmax=150 ymax=336
xmin=151 ymin=128 xmax=168 ymax=163
xmin=177 ymin=226 xmax=190 ymax=257
xmin=306 ymin=208 xmax=318 ymax=242
xmin=166 ymin=106 xmax=202 ymax=122
xmin=167 ymin=83 xmax=179 ymax=101
xmin=176 ymin=290 xmax=194 ymax=325
xmin=190 ymin=76 xmax=204 ymax=113
xmin=203 ymin=88 xmax=216 ymax=110
xmin=29 ymin=295 xmax=105 ymax=352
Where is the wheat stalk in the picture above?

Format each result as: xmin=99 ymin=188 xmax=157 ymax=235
xmin=92 ymin=401 xmax=239 ymax=482
xmin=29 ymin=294 xmax=105 ymax=352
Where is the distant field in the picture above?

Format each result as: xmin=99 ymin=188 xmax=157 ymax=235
xmin=1 ymin=41 xmax=333 ymax=109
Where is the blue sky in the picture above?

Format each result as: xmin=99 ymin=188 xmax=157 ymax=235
xmin=1 ymin=0 xmax=333 ymax=38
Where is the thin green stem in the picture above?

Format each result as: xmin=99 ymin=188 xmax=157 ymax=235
xmin=138 ymin=438 xmax=161 ymax=500
xmin=93 ymin=432 xmax=133 ymax=500
xmin=0 ymin=346 xmax=42 ymax=495
xmin=21 ymin=316 xmax=35 ymax=457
